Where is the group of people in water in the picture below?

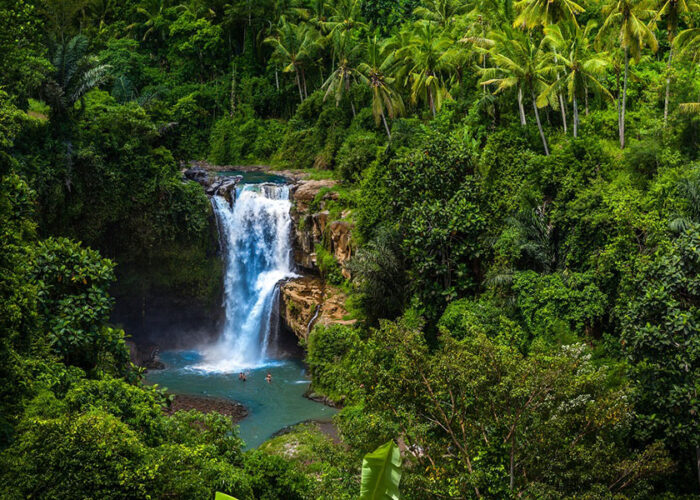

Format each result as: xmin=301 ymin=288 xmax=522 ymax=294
xmin=238 ymin=371 xmax=272 ymax=383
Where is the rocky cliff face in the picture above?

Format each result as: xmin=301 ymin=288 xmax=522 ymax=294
xmin=279 ymin=276 xmax=355 ymax=341
xmin=290 ymin=179 xmax=354 ymax=277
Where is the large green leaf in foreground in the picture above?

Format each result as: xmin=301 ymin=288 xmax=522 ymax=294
xmin=359 ymin=440 xmax=402 ymax=500
xmin=214 ymin=492 xmax=238 ymax=500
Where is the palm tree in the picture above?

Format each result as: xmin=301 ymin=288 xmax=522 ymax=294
xmin=597 ymin=0 xmax=658 ymax=149
xmin=321 ymin=31 xmax=362 ymax=115
xmin=674 ymin=26 xmax=700 ymax=61
xmin=321 ymin=0 xmax=366 ymax=37
xmin=401 ymin=21 xmax=455 ymax=116
xmin=42 ymin=34 xmax=110 ymax=119
xmin=414 ymin=0 xmax=470 ymax=28
xmin=265 ymin=17 xmax=320 ymax=101
xmin=128 ymin=0 xmax=171 ymax=42
xmin=481 ymin=26 xmax=550 ymax=154
xmin=358 ymin=36 xmax=405 ymax=139
xmin=651 ymin=0 xmax=699 ymax=125
xmin=673 ymin=27 xmax=700 ymax=115
xmin=513 ymin=0 xmax=585 ymax=134
xmin=540 ymin=21 xmax=614 ymax=137
xmin=513 ymin=0 xmax=585 ymax=28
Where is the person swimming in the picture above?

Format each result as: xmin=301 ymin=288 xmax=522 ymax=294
xmin=265 ymin=372 xmax=272 ymax=384
xmin=239 ymin=371 xmax=246 ymax=382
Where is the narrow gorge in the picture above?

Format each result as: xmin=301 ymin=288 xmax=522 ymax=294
xmin=144 ymin=166 xmax=352 ymax=447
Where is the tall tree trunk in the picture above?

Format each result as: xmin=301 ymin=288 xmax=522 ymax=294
xmin=532 ymin=91 xmax=549 ymax=156
xmin=664 ymin=46 xmax=673 ymax=127
xmin=620 ymin=48 xmax=629 ymax=149
xmin=301 ymin=67 xmax=308 ymax=99
xmin=381 ymin=111 xmax=391 ymax=140
xmin=616 ymin=66 xmax=622 ymax=139
xmin=559 ymin=91 xmax=567 ymax=133
xmin=295 ymin=68 xmax=304 ymax=102
xmin=275 ymin=68 xmax=279 ymax=91
xmin=573 ymin=94 xmax=579 ymax=138
xmin=696 ymin=445 xmax=700 ymax=492
xmin=509 ymin=436 xmax=516 ymax=490
xmin=428 ymin=87 xmax=436 ymax=117
xmin=518 ymin=86 xmax=527 ymax=126
xmin=230 ymin=64 xmax=236 ymax=117
xmin=553 ymin=50 xmax=567 ymax=133
xmin=585 ymin=83 xmax=589 ymax=115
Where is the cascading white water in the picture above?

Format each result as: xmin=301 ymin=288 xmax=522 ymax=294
xmin=196 ymin=183 xmax=295 ymax=372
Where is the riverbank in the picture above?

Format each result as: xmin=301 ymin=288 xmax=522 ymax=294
xmin=165 ymin=394 xmax=248 ymax=422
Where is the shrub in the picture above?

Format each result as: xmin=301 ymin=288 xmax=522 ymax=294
xmin=315 ymin=244 xmax=345 ymax=285
xmin=337 ymin=132 xmax=380 ymax=183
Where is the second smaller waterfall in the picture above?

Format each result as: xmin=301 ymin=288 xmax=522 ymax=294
xmin=196 ymin=183 xmax=295 ymax=372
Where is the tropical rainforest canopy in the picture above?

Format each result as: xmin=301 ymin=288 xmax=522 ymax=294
xmin=0 ymin=0 xmax=699 ymax=498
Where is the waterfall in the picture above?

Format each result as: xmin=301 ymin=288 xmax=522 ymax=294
xmin=196 ymin=183 xmax=295 ymax=372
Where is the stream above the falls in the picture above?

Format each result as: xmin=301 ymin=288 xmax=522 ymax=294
xmin=145 ymin=169 xmax=335 ymax=448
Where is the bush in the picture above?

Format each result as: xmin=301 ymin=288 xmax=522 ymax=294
xmin=337 ymin=132 xmax=380 ymax=183
xmin=1 ymin=410 xmax=149 ymax=499
xmin=315 ymin=244 xmax=345 ymax=285
xmin=242 ymin=450 xmax=312 ymax=500
xmin=33 ymin=237 xmax=129 ymax=373
xmin=306 ymin=324 xmax=362 ymax=401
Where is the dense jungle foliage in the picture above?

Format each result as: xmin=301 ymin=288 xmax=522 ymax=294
xmin=0 ymin=0 xmax=699 ymax=497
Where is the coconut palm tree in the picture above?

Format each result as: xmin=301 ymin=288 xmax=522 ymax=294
xmin=513 ymin=0 xmax=585 ymax=134
xmin=673 ymin=27 xmax=700 ymax=115
xmin=321 ymin=31 xmax=362 ymax=115
xmin=513 ymin=0 xmax=585 ymax=28
xmin=481 ymin=26 xmax=550 ymax=154
xmin=674 ymin=26 xmax=700 ymax=60
xmin=651 ymin=0 xmax=700 ymax=125
xmin=540 ymin=21 xmax=614 ymax=136
xmin=265 ymin=17 xmax=320 ymax=101
xmin=597 ymin=0 xmax=658 ymax=149
xmin=401 ymin=21 xmax=455 ymax=116
xmin=321 ymin=0 xmax=366 ymax=37
xmin=128 ymin=0 xmax=172 ymax=42
xmin=414 ymin=0 xmax=470 ymax=28
xmin=42 ymin=34 xmax=110 ymax=119
xmin=358 ymin=36 xmax=405 ymax=139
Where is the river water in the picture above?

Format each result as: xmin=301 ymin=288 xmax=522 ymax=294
xmin=146 ymin=171 xmax=335 ymax=448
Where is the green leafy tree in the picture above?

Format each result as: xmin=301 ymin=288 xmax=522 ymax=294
xmin=33 ymin=237 xmax=129 ymax=373
xmin=42 ymin=35 xmax=110 ymax=121
xmin=413 ymin=0 xmax=469 ymax=28
xmin=265 ymin=17 xmax=321 ymax=101
xmin=322 ymin=31 xmax=362 ymax=116
xmin=539 ymin=21 xmax=614 ymax=137
xmin=650 ymin=0 xmax=700 ymax=125
xmin=401 ymin=21 xmax=455 ymax=116
xmin=597 ymin=0 xmax=658 ymax=149
xmin=513 ymin=0 xmax=584 ymax=29
xmin=619 ymin=224 xmax=700 ymax=490
xmin=481 ymin=26 xmax=551 ymax=154
xmin=350 ymin=317 xmax=673 ymax=498
xmin=357 ymin=36 xmax=405 ymax=139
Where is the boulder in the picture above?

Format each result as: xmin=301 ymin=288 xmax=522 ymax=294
xmin=184 ymin=165 xmax=210 ymax=185
xmin=292 ymin=180 xmax=338 ymax=213
xmin=279 ymin=276 xmax=355 ymax=341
